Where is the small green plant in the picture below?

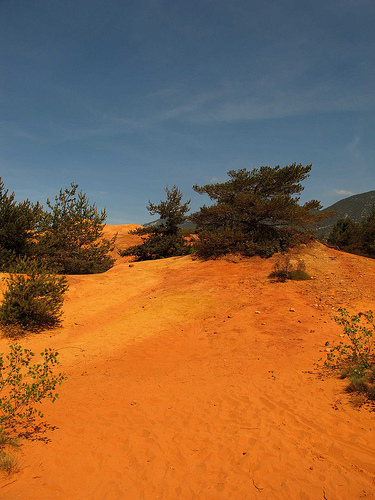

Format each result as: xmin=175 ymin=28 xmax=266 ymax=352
xmin=324 ymin=308 xmax=375 ymax=400
xmin=0 ymin=258 xmax=68 ymax=331
xmin=0 ymin=431 xmax=19 ymax=448
xmin=269 ymin=256 xmax=311 ymax=282
xmin=0 ymin=343 xmax=66 ymax=430
xmin=0 ymin=344 xmax=66 ymax=475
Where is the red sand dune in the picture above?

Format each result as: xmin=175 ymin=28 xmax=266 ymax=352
xmin=1 ymin=224 xmax=375 ymax=499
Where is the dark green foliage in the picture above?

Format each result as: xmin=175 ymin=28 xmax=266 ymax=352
xmin=0 ymin=178 xmax=42 ymax=271
xmin=191 ymin=164 xmax=327 ymax=259
xmin=147 ymin=185 xmax=191 ymax=237
xmin=327 ymin=217 xmax=359 ymax=247
xmin=0 ymin=259 xmax=68 ymax=330
xmin=327 ymin=207 xmax=375 ymax=259
xmin=194 ymin=225 xmax=297 ymax=259
xmin=324 ymin=308 xmax=375 ymax=401
xmin=315 ymin=190 xmax=375 ymax=239
xmin=361 ymin=206 xmax=375 ymax=258
xmin=34 ymin=183 xmax=115 ymax=274
xmin=121 ymin=185 xmax=192 ymax=261
xmin=121 ymin=233 xmax=192 ymax=261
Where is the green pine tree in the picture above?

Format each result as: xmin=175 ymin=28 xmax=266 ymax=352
xmin=120 ymin=185 xmax=192 ymax=261
xmin=0 ymin=178 xmax=42 ymax=270
xmin=191 ymin=164 xmax=329 ymax=258
xmin=34 ymin=183 xmax=115 ymax=274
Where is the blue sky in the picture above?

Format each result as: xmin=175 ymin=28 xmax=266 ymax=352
xmin=1 ymin=0 xmax=374 ymax=224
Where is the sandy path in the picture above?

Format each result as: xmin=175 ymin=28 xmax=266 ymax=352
xmin=1 ymin=230 xmax=375 ymax=499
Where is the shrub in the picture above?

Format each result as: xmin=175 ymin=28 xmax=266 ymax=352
xmin=0 ymin=259 xmax=68 ymax=331
xmin=121 ymin=233 xmax=192 ymax=261
xmin=288 ymin=269 xmax=312 ymax=281
xmin=324 ymin=308 xmax=375 ymax=400
xmin=269 ymin=256 xmax=311 ymax=282
xmin=0 ymin=343 xmax=66 ymax=475
xmin=0 ymin=343 xmax=66 ymax=431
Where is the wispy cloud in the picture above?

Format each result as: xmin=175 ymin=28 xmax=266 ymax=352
xmin=329 ymin=189 xmax=355 ymax=197
xmin=187 ymin=84 xmax=375 ymax=123
xmin=0 ymin=121 xmax=47 ymax=143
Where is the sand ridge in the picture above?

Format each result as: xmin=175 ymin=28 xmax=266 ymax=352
xmin=0 ymin=226 xmax=374 ymax=499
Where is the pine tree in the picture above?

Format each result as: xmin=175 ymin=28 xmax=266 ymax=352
xmin=327 ymin=206 xmax=375 ymax=259
xmin=191 ymin=163 xmax=328 ymax=258
xmin=34 ymin=183 xmax=115 ymax=274
xmin=120 ymin=185 xmax=192 ymax=261
xmin=0 ymin=177 xmax=42 ymax=270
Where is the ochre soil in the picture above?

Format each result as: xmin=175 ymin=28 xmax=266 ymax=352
xmin=1 ymin=225 xmax=375 ymax=499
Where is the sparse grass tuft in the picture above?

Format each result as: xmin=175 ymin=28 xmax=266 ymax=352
xmin=0 ymin=431 xmax=20 ymax=476
xmin=0 ymin=450 xmax=19 ymax=475
xmin=288 ymin=270 xmax=312 ymax=281
xmin=0 ymin=431 xmax=20 ymax=448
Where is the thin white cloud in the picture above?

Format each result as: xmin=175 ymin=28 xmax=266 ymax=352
xmin=0 ymin=121 xmax=47 ymax=143
xmin=187 ymin=84 xmax=375 ymax=123
xmin=348 ymin=134 xmax=360 ymax=152
xmin=329 ymin=189 xmax=355 ymax=197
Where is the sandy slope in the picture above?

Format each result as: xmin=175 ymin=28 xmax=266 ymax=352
xmin=1 ymin=225 xmax=375 ymax=499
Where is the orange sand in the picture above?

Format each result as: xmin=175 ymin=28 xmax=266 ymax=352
xmin=1 ymin=225 xmax=375 ymax=499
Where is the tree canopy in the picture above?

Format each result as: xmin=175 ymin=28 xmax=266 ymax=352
xmin=327 ymin=207 xmax=375 ymax=259
xmin=35 ymin=183 xmax=115 ymax=274
xmin=120 ymin=185 xmax=192 ymax=261
xmin=146 ymin=185 xmax=191 ymax=236
xmin=0 ymin=177 xmax=42 ymax=270
xmin=191 ymin=163 xmax=328 ymax=258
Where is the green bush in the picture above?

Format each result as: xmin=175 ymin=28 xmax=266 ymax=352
xmin=324 ymin=308 xmax=375 ymax=401
xmin=193 ymin=226 xmax=295 ymax=260
xmin=0 ymin=343 xmax=66 ymax=430
xmin=288 ymin=270 xmax=311 ymax=281
xmin=121 ymin=233 xmax=192 ymax=261
xmin=0 ymin=259 xmax=68 ymax=331
xmin=269 ymin=256 xmax=311 ymax=282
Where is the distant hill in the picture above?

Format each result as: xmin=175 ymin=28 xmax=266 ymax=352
xmin=315 ymin=190 xmax=375 ymax=239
